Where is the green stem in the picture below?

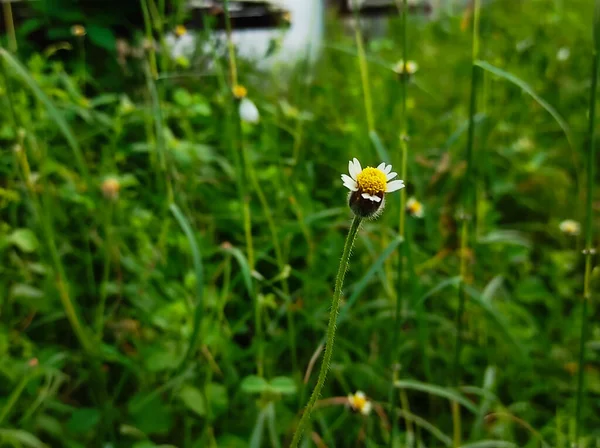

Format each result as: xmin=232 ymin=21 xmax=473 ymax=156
xmin=575 ymin=0 xmax=599 ymax=440
xmin=140 ymin=0 xmax=158 ymax=79
xmin=453 ymin=0 xmax=481 ymax=389
xmin=389 ymin=1 xmax=409 ymax=445
xmin=290 ymin=216 xmax=362 ymax=448
xmin=96 ymin=202 xmax=114 ymax=339
xmin=223 ymin=0 xmax=238 ymax=86
xmin=352 ymin=0 xmax=375 ymax=132
xmin=2 ymin=2 xmax=17 ymax=53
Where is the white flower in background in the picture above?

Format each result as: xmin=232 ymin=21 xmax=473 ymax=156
xmin=342 ymin=158 xmax=405 ymax=218
xmin=406 ymin=197 xmax=425 ymax=218
xmin=557 ymin=47 xmax=570 ymax=62
xmin=165 ymin=31 xmax=195 ymax=60
xmin=239 ymin=98 xmax=260 ymax=124
xmin=347 ymin=391 xmax=372 ymax=416
xmin=393 ymin=59 xmax=419 ymax=77
xmin=560 ymin=219 xmax=580 ymax=236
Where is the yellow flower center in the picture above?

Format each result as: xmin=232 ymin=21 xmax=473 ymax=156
xmin=356 ymin=167 xmax=387 ymax=195
xmin=409 ymin=201 xmax=422 ymax=214
xmin=350 ymin=394 xmax=367 ymax=411
xmin=175 ymin=25 xmax=187 ymax=37
xmin=233 ymin=85 xmax=248 ymax=99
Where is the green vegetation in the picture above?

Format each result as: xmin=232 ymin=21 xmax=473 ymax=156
xmin=0 ymin=0 xmax=599 ymax=446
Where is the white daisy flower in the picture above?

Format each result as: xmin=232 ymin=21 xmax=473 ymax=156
xmin=342 ymin=158 xmax=405 ymax=218
xmin=347 ymin=391 xmax=372 ymax=416
xmin=560 ymin=219 xmax=580 ymax=236
xmin=239 ymin=98 xmax=260 ymax=124
xmin=406 ymin=197 xmax=425 ymax=218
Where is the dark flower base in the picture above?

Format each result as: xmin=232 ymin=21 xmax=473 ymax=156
xmin=349 ymin=191 xmax=385 ymax=218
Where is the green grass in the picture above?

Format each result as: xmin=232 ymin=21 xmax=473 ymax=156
xmin=0 ymin=0 xmax=599 ymax=446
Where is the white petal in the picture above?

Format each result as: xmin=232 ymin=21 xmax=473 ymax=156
xmin=386 ymin=179 xmax=405 ymax=193
xmin=341 ymin=174 xmax=354 ymax=184
xmin=377 ymin=162 xmax=386 ymax=171
xmin=361 ymin=193 xmax=381 ymax=202
xmin=355 ymin=391 xmax=366 ymax=399
xmin=384 ymin=164 xmax=393 ymax=174
xmin=350 ymin=158 xmax=362 ymax=179
xmin=386 ymin=171 xmax=398 ymax=181
xmin=343 ymin=180 xmax=358 ymax=191
xmin=239 ymin=98 xmax=259 ymax=124
xmin=361 ymin=401 xmax=372 ymax=415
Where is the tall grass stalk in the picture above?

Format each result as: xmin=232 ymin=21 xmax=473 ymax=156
xmin=453 ymin=0 xmax=481 ymax=386
xmin=388 ymin=1 xmax=409 ymax=445
xmin=291 ymin=216 xmax=363 ymax=448
xmin=222 ymin=0 xmax=266 ymax=375
xmin=574 ymin=0 xmax=600 ymax=442
xmin=2 ymin=2 xmax=17 ymax=53
xmin=451 ymin=2 xmax=481 ymax=446
xmin=352 ymin=0 xmax=375 ymax=132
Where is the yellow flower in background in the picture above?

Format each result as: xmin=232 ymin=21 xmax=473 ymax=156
xmin=232 ymin=84 xmax=248 ymax=99
xmin=560 ymin=219 xmax=580 ymax=236
xmin=71 ymin=25 xmax=86 ymax=37
xmin=406 ymin=197 xmax=424 ymax=218
xmin=342 ymin=158 xmax=405 ymax=218
xmin=347 ymin=391 xmax=372 ymax=416
xmin=175 ymin=25 xmax=187 ymax=37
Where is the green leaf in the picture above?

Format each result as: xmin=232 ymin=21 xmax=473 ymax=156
xmin=178 ymin=385 xmax=206 ymax=417
xmin=66 ymin=408 xmax=101 ymax=434
xmin=269 ymin=377 xmax=297 ymax=395
xmin=207 ymin=383 xmax=229 ymax=417
xmin=0 ymin=49 xmax=89 ymax=183
xmin=9 ymin=229 xmax=39 ymax=253
xmin=0 ymin=430 xmax=48 ymax=448
xmin=394 ymin=380 xmax=478 ymax=413
xmin=240 ymin=376 xmax=269 ymax=394
xmin=86 ymin=25 xmax=117 ymax=52
xmin=475 ymin=60 xmax=574 ymax=151
xmin=173 ymin=88 xmax=192 ymax=107
xmin=170 ymin=203 xmax=204 ymax=371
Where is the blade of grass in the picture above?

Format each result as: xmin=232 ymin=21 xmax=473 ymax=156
xmin=170 ymin=203 xmax=204 ymax=371
xmin=389 ymin=1 xmax=410 ymax=445
xmin=394 ymin=380 xmax=478 ymax=414
xmin=474 ymin=60 xmax=574 ymax=152
xmin=575 ymin=0 xmax=600 ymax=441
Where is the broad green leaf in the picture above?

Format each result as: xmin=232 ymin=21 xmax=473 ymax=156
xmin=178 ymin=385 xmax=206 ymax=417
xmin=207 ymin=383 xmax=229 ymax=417
xmin=66 ymin=408 xmax=101 ymax=434
xmin=240 ymin=375 xmax=269 ymax=394
xmin=87 ymin=25 xmax=117 ymax=52
xmin=9 ymin=229 xmax=39 ymax=253
xmin=269 ymin=377 xmax=297 ymax=395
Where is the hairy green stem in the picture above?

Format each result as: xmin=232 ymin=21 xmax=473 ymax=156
xmin=291 ymin=216 xmax=362 ymax=447
xmin=575 ymin=0 xmax=599 ymax=440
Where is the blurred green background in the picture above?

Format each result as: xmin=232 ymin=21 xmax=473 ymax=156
xmin=0 ymin=0 xmax=599 ymax=446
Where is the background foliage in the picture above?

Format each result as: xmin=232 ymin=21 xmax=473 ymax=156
xmin=1 ymin=0 xmax=599 ymax=446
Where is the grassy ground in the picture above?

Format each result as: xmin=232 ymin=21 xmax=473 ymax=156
xmin=0 ymin=0 xmax=599 ymax=446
